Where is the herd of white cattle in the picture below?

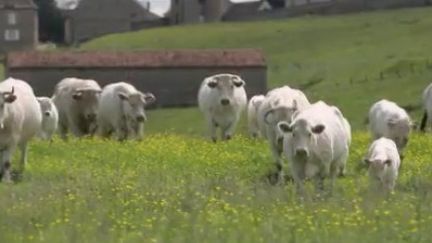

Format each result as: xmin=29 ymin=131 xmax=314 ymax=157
xmin=0 ymin=73 xmax=429 ymax=195
xmin=0 ymin=77 xmax=155 ymax=182
xmin=198 ymin=73 xmax=426 ymax=195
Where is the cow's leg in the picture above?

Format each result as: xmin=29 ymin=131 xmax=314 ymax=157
xmin=1 ymin=146 xmax=14 ymax=183
xmin=115 ymin=124 xmax=127 ymax=141
xmin=290 ymin=161 xmax=306 ymax=197
xmin=13 ymin=141 xmax=29 ymax=179
xmin=315 ymin=161 xmax=331 ymax=195
xmin=96 ymin=121 xmax=111 ymax=139
xmin=223 ymin=115 xmax=239 ymax=140
xmin=58 ymin=120 xmax=68 ymax=141
xmin=273 ymin=138 xmax=285 ymax=183
xmin=68 ymin=115 xmax=85 ymax=138
xmin=135 ymin=122 xmax=144 ymax=141
xmin=207 ymin=118 xmax=217 ymax=142
xmin=222 ymin=122 xmax=235 ymax=141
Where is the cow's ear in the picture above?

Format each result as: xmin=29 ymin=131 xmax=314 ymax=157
xmin=312 ymin=124 xmax=325 ymax=134
xmin=72 ymin=91 xmax=83 ymax=100
xmin=118 ymin=92 xmax=128 ymax=100
xmin=384 ymin=159 xmax=392 ymax=166
xmin=252 ymin=97 xmax=263 ymax=108
xmin=207 ymin=80 xmax=218 ymax=88
xmin=278 ymin=121 xmax=292 ymax=134
xmin=264 ymin=109 xmax=275 ymax=124
xmin=4 ymin=94 xmax=16 ymax=103
xmin=144 ymin=93 xmax=156 ymax=104
xmin=387 ymin=118 xmax=397 ymax=128
xmin=233 ymin=77 xmax=245 ymax=88
xmin=363 ymin=158 xmax=371 ymax=166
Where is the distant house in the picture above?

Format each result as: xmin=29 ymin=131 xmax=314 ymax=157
xmin=169 ymin=0 xmax=262 ymax=24
xmin=62 ymin=0 xmax=167 ymax=45
xmin=6 ymin=49 xmax=267 ymax=107
xmin=0 ymin=0 xmax=38 ymax=54
xmin=223 ymin=1 xmax=263 ymax=21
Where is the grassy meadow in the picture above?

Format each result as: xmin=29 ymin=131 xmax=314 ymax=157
xmin=1 ymin=133 xmax=432 ymax=242
xmin=2 ymin=6 xmax=432 ymax=243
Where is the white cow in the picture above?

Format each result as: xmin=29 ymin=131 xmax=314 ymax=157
xmin=97 ymin=82 xmax=156 ymax=141
xmin=247 ymin=95 xmax=265 ymax=138
xmin=36 ymin=97 xmax=59 ymax=141
xmin=52 ymin=78 xmax=102 ymax=140
xmin=0 ymin=78 xmax=42 ymax=182
xmin=278 ymin=101 xmax=351 ymax=195
xmin=420 ymin=83 xmax=432 ymax=132
xmin=256 ymin=86 xmax=310 ymax=183
xmin=368 ymin=99 xmax=411 ymax=156
xmin=198 ymin=73 xmax=247 ymax=142
xmin=364 ymin=137 xmax=401 ymax=192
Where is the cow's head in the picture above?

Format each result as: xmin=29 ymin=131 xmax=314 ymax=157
xmin=206 ymin=74 xmax=245 ymax=107
xmin=278 ymin=118 xmax=325 ymax=159
xmin=264 ymin=99 xmax=299 ymax=139
xmin=37 ymin=97 xmax=55 ymax=118
xmin=364 ymin=156 xmax=392 ymax=178
xmin=118 ymin=91 xmax=156 ymax=123
xmin=72 ymin=88 xmax=102 ymax=122
xmin=0 ymin=87 xmax=16 ymax=129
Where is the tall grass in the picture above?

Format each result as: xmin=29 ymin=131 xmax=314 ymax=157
xmin=1 ymin=133 xmax=432 ymax=242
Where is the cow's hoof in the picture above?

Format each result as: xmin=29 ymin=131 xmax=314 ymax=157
xmin=267 ymin=172 xmax=283 ymax=186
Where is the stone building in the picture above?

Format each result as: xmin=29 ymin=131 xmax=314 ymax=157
xmin=0 ymin=0 xmax=38 ymax=53
xmin=62 ymin=0 xmax=165 ymax=45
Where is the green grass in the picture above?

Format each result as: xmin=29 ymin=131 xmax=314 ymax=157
xmin=2 ymin=132 xmax=432 ymax=242
xmin=84 ymin=7 xmax=432 ymax=133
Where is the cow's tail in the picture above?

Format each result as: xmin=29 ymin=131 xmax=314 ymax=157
xmin=420 ymin=111 xmax=428 ymax=132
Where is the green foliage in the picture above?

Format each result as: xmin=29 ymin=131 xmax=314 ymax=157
xmin=84 ymin=7 xmax=432 ymax=132
xmin=1 ymin=133 xmax=432 ymax=242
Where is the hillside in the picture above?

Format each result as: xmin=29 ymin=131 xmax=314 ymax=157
xmin=82 ymin=7 xmax=432 ymax=134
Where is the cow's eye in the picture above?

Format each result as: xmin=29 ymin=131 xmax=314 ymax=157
xmin=308 ymin=133 xmax=312 ymax=138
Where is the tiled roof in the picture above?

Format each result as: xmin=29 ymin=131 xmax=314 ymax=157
xmin=7 ymin=49 xmax=267 ymax=69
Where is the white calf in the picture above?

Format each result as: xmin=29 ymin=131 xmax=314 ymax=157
xmin=37 ymin=97 xmax=58 ymax=141
xmin=364 ymin=137 xmax=401 ymax=192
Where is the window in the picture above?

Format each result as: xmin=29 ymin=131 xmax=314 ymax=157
xmin=7 ymin=12 xmax=17 ymax=25
xmin=4 ymin=29 xmax=20 ymax=41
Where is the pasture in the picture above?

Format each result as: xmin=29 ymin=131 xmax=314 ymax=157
xmin=1 ymin=133 xmax=432 ymax=242
xmin=1 ymin=6 xmax=432 ymax=243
